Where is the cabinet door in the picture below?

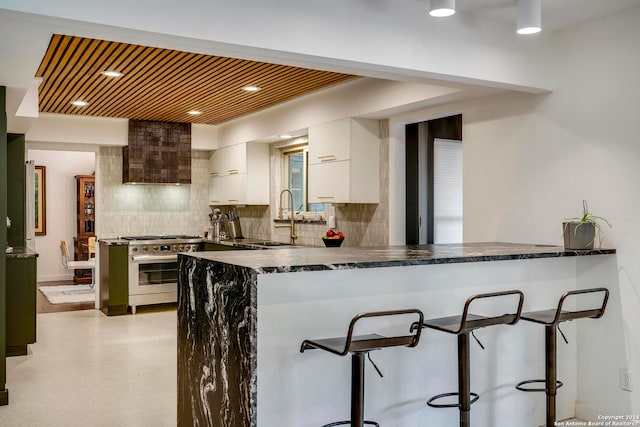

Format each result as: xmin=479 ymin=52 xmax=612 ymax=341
xmin=209 ymin=174 xmax=248 ymax=205
xmin=308 ymin=161 xmax=350 ymax=203
xmin=6 ymin=257 xmax=36 ymax=354
xmin=208 ymin=175 xmax=227 ymax=204
xmin=225 ymin=173 xmax=247 ymax=205
xmin=224 ymin=143 xmax=247 ymax=175
xmin=209 ymin=150 xmax=223 ymax=177
xmin=209 ymin=143 xmax=247 ymax=176
xmin=308 ymin=119 xmax=351 ymax=164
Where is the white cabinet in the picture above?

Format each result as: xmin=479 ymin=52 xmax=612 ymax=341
xmin=308 ymin=118 xmax=379 ymax=204
xmin=209 ymin=143 xmax=247 ymax=176
xmin=208 ymin=143 xmax=269 ymax=205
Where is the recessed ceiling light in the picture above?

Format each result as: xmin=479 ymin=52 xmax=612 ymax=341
xmin=429 ymin=0 xmax=455 ymax=17
xmin=187 ymin=110 xmax=202 ymax=115
xmin=280 ymin=134 xmax=293 ymax=139
xmin=101 ymin=70 xmax=123 ymax=78
xmin=242 ymin=85 xmax=261 ymax=92
xmin=71 ymin=100 xmax=88 ymax=107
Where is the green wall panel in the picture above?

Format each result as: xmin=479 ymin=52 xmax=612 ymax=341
xmin=1 ymin=86 xmax=9 ymax=405
xmin=7 ymin=133 xmax=25 ymax=248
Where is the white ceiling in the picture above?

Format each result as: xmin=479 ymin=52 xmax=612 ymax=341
xmin=456 ymin=0 xmax=640 ymax=31
xmin=1 ymin=0 xmax=639 ymax=133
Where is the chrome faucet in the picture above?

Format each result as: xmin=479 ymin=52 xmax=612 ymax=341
xmin=276 ymin=189 xmax=297 ymax=245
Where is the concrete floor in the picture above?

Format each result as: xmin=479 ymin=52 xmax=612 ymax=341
xmin=0 ymin=307 xmax=176 ymax=427
xmin=0 ymin=307 xmax=588 ymax=426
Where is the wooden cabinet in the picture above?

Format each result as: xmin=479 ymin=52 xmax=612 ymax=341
xmin=74 ymin=175 xmax=95 ymax=284
xmin=208 ymin=142 xmax=269 ymax=205
xmin=308 ymin=118 xmax=380 ymax=204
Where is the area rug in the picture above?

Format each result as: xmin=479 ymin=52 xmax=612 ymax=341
xmin=39 ymin=285 xmax=95 ymax=304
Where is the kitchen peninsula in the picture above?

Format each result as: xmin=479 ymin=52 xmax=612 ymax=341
xmin=177 ymin=243 xmax=615 ymax=427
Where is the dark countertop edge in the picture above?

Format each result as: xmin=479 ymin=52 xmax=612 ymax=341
xmin=99 ymin=238 xmax=300 ymax=247
xmin=254 ymin=248 xmax=617 ymax=274
xmin=6 ymin=247 xmax=39 ymax=258
xmin=182 ymin=244 xmax=616 ymax=275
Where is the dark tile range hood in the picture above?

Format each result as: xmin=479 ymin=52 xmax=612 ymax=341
xmin=123 ymin=119 xmax=191 ymax=184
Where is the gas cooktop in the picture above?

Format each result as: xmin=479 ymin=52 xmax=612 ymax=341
xmin=122 ymin=235 xmax=199 ymax=241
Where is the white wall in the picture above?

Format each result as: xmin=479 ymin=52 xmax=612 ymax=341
xmin=27 ymin=150 xmax=95 ymax=282
xmin=388 ymin=5 xmax=640 ymax=417
xmin=0 ymin=2 xmax=554 ymax=93
xmin=26 ymin=115 xmax=219 ymax=150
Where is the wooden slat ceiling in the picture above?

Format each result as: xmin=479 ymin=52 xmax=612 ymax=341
xmin=35 ymin=34 xmax=356 ymax=125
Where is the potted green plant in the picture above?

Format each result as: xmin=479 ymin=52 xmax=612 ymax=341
xmin=563 ymin=200 xmax=611 ymax=250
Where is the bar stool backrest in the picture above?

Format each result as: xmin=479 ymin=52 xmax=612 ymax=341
xmin=550 ymin=287 xmax=609 ymax=325
xmin=458 ymin=289 xmax=525 ymax=333
xmin=302 ymin=309 xmax=424 ymax=356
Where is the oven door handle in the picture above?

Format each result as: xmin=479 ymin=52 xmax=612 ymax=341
xmin=130 ymin=254 xmax=178 ymax=263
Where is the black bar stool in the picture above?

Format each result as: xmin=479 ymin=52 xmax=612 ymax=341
xmin=515 ymin=287 xmax=609 ymax=427
xmin=413 ymin=290 xmax=524 ymax=427
xmin=300 ymin=309 xmax=424 ymax=427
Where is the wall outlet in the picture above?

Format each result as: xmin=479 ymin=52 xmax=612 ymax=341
xmin=620 ymin=368 xmax=633 ymax=392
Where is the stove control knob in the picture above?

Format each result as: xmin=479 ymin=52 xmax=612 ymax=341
xmin=179 ymin=245 xmax=185 ymax=251
xmin=132 ymin=247 xmax=138 ymax=253
xmin=153 ymin=246 xmax=159 ymax=252
xmin=142 ymin=247 xmax=149 ymax=252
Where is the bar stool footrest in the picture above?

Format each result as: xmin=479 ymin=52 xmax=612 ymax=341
xmin=515 ymin=379 xmax=564 ymax=392
xmin=322 ymin=421 xmax=379 ymax=427
xmin=426 ymin=392 xmax=479 ymax=408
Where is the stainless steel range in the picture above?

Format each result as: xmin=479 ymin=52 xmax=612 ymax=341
xmin=124 ymin=235 xmax=200 ymax=314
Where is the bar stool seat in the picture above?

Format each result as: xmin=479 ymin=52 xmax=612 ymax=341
xmin=301 ymin=309 xmax=424 ymax=427
xmin=424 ymin=313 xmax=520 ymax=333
xmin=515 ymin=288 xmax=609 ymax=427
xmin=416 ymin=290 xmax=525 ymax=427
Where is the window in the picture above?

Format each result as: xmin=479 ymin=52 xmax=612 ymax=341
xmin=282 ymin=144 xmax=324 ymax=214
xmin=433 ymin=139 xmax=463 ymax=243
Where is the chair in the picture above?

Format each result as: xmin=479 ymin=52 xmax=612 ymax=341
xmin=515 ymin=288 xmax=609 ymax=427
xmin=300 ymin=309 xmax=425 ymax=427
xmin=87 ymin=236 xmax=96 ymax=259
xmin=60 ymin=240 xmax=96 ymax=288
xmin=413 ymin=290 xmax=524 ymax=427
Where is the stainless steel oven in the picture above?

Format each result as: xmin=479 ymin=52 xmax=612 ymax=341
xmin=124 ymin=236 xmax=200 ymax=313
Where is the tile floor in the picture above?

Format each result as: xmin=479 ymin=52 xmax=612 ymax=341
xmin=0 ymin=307 xmax=589 ymax=426
xmin=0 ymin=307 xmax=176 ymax=427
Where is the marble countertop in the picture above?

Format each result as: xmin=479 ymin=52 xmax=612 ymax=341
xmin=5 ymin=247 xmax=39 ymax=259
xmin=185 ymin=242 xmax=616 ymax=274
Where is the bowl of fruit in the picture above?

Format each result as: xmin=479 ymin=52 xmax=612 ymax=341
xmin=322 ymin=229 xmax=344 ymax=247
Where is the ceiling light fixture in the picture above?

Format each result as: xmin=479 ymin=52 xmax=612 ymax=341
xmin=242 ymin=85 xmax=261 ymax=92
xmin=101 ymin=70 xmax=123 ymax=78
xmin=187 ymin=110 xmax=202 ymax=115
xmin=517 ymin=0 xmax=541 ymax=35
xmin=279 ymin=134 xmax=292 ymax=139
xmin=429 ymin=0 xmax=455 ymax=17
xmin=71 ymin=100 xmax=88 ymax=107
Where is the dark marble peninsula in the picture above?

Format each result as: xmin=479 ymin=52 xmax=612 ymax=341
xmin=177 ymin=243 xmax=615 ymax=427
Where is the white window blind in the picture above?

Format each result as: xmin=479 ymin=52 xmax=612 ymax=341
xmin=433 ymin=139 xmax=463 ymax=243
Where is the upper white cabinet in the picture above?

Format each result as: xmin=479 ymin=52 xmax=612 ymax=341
xmin=308 ymin=118 xmax=380 ymax=204
xmin=208 ymin=142 xmax=269 ymax=205
xmin=209 ymin=142 xmax=247 ymax=176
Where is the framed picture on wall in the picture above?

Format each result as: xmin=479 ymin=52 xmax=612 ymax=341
xmin=35 ymin=165 xmax=46 ymax=236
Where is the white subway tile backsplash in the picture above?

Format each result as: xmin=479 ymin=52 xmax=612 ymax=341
xmin=97 ymin=147 xmax=210 ymax=238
